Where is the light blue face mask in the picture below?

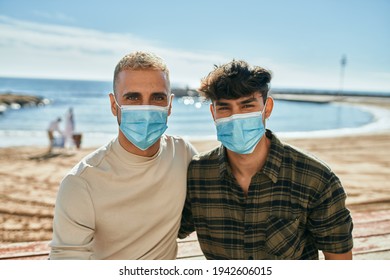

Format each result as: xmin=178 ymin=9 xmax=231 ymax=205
xmin=118 ymin=104 xmax=169 ymax=151
xmin=215 ymin=107 xmax=266 ymax=154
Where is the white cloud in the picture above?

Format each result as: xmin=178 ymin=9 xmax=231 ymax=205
xmin=32 ymin=10 xmax=76 ymax=23
xmin=0 ymin=15 xmax=389 ymax=92
xmin=0 ymin=15 xmax=227 ymax=87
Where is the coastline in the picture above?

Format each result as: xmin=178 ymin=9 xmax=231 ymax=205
xmin=1 ymin=95 xmax=390 ymax=148
xmin=277 ymin=102 xmax=390 ymax=139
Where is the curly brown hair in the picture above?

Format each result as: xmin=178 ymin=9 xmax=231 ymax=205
xmin=198 ymin=60 xmax=272 ymax=104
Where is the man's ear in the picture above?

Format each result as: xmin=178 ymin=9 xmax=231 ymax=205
xmin=210 ymin=103 xmax=216 ymax=121
xmin=167 ymin=93 xmax=174 ymax=116
xmin=109 ymin=93 xmax=118 ymax=117
xmin=264 ymin=97 xmax=274 ymax=119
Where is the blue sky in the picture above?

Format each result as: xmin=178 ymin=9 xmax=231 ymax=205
xmin=0 ymin=0 xmax=389 ymax=92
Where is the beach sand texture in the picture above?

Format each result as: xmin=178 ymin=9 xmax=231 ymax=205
xmin=0 ymin=98 xmax=389 ymax=259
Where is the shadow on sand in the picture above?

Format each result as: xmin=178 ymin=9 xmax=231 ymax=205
xmin=28 ymin=150 xmax=75 ymax=161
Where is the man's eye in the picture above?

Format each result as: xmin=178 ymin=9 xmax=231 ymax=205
xmin=126 ymin=96 xmax=138 ymax=100
xmin=154 ymin=96 xmax=166 ymax=101
xmin=217 ymin=107 xmax=228 ymax=111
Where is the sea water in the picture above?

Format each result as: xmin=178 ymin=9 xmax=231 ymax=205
xmin=0 ymin=77 xmax=385 ymax=147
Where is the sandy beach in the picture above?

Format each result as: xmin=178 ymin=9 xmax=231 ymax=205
xmin=1 ymin=98 xmax=390 ymax=246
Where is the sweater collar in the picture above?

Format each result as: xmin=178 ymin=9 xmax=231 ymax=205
xmin=112 ymin=136 xmax=164 ymax=165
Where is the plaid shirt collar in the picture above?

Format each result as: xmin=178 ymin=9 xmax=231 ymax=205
xmin=217 ymin=129 xmax=282 ymax=183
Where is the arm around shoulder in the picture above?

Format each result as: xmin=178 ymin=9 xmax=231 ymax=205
xmin=185 ymin=139 xmax=198 ymax=159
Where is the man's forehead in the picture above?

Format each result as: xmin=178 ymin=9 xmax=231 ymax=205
xmin=215 ymin=93 xmax=263 ymax=105
xmin=120 ymin=91 xmax=168 ymax=97
xmin=116 ymin=70 xmax=169 ymax=93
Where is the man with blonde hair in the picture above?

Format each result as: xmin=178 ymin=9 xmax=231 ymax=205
xmin=50 ymin=51 xmax=197 ymax=259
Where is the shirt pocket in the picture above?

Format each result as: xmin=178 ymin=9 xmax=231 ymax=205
xmin=265 ymin=215 xmax=301 ymax=259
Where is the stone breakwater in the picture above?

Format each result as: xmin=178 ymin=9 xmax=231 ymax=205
xmin=0 ymin=93 xmax=49 ymax=114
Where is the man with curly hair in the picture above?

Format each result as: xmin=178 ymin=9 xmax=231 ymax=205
xmin=179 ymin=59 xmax=353 ymax=260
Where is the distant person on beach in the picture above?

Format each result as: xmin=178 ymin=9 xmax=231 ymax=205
xmin=179 ymin=59 xmax=353 ymax=260
xmin=47 ymin=117 xmax=63 ymax=152
xmin=64 ymin=107 xmax=75 ymax=148
xmin=50 ymin=51 xmax=197 ymax=259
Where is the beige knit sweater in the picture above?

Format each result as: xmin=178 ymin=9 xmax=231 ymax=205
xmin=50 ymin=135 xmax=197 ymax=259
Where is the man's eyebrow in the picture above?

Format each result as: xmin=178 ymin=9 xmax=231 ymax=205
xmin=215 ymin=101 xmax=230 ymax=106
xmin=122 ymin=92 xmax=141 ymax=97
xmin=240 ymin=97 xmax=257 ymax=104
xmin=151 ymin=92 xmax=168 ymax=97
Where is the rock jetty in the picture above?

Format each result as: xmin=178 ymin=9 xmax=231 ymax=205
xmin=0 ymin=93 xmax=49 ymax=114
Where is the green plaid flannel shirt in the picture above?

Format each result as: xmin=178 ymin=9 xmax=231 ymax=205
xmin=179 ymin=130 xmax=353 ymax=259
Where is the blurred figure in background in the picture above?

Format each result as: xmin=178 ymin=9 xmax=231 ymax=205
xmin=47 ymin=117 xmax=63 ymax=152
xmin=64 ymin=107 xmax=75 ymax=148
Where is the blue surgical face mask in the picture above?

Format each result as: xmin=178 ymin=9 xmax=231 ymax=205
xmin=215 ymin=105 xmax=267 ymax=154
xmin=116 ymin=100 xmax=169 ymax=151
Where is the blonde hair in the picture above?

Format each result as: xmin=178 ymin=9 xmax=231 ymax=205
xmin=113 ymin=51 xmax=170 ymax=93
